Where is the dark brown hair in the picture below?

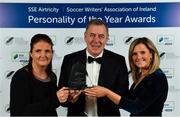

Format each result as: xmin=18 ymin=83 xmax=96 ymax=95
xmin=85 ymin=19 xmax=109 ymax=35
xmin=27 ymin=34 xmax=54 ymax=75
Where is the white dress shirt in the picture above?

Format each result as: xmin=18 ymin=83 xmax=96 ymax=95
xmin=85 ymin=50 xmax=103 ymax=116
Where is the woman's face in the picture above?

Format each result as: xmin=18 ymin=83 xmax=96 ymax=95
xmin=30 ymin=41 xmax=52 ymax=68
xmin=132 ymin=43 xmax=152 ymax=71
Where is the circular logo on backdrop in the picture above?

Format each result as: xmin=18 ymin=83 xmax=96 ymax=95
xmin=64 ymin=36 xmax=85 ymax=45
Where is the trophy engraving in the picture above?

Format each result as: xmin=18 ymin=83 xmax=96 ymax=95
xmin=68 ymin=61 xmax=87 ymax=89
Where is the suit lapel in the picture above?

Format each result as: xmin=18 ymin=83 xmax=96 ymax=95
xmin=79 ymin=49 xmax=87 ymax=65
xmin=98 ymin=49 xmax=108 ymax=86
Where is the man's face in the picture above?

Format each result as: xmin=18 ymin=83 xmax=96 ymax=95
xmin=84 ymin=24 xmax=108 ymax=57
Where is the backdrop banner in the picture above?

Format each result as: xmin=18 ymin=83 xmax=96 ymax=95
xmin=0 ymin=2 xmax=180 ymax=116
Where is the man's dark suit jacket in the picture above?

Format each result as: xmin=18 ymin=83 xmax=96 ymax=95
xmin=58 ymin=49 xmax=129 ymax=116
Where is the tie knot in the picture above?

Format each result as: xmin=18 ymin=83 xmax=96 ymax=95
xmin=88 ymin=56 xmax=102 ymax=64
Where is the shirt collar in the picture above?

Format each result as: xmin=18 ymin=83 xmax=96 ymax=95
xmin=86 ymin=49 xmax=103 ymax=59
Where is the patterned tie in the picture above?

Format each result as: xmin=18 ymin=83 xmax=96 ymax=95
xmin=88 ymin=56 xmax=102 ymax=64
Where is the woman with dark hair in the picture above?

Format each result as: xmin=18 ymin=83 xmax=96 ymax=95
xmin=10 ymin=34 xmax=69 ymax=116
xmin=84 ymin=37 xmax=168 ymax=116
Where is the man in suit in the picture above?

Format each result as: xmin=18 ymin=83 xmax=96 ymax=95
xmin=58 ymin=19 xmax=129 ymax=116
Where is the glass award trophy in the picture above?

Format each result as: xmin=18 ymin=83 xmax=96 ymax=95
xmin=68 ymin=61 xmax=87 ymax=89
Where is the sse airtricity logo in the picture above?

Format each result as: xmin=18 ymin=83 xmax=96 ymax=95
xmin=4 ymin=36 xmax=28 ymax=45
xmin=64 ymin=36 xmax=85 ymax=45
xmin=157 ymin=35 xmax=174 ymax=45
xmin=11 ymin=52 xmax=29 ymax=62
xmin=123 ymin=36 xmax=135 ymax=45
xmin=5 ymin=70 xmax=15 ymax=79
xmin=64 ymin=36 xmax=74 ymax=45
xmin=5 ymin=104 xmax=10 ymax=113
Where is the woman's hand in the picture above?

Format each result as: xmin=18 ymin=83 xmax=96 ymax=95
xmin=56 ymin=87 xmax=69 ymax=103
xmin=84 ymin=86 xmax=121 ymax=105
xmin=84 ymin=86 xmax=108 ymax=98
xmin=68 ymin=89 xmax=82 ymax=103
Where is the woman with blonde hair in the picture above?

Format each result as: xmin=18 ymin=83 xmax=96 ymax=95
xmin=84 ymin=37 xmax=168 ymax=116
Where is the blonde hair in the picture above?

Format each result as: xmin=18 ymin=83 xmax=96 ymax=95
xmin=129 ymin=37 xmax=160 ymax=84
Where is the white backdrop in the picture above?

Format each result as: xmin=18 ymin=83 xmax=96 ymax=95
xmin=0 ymin=0 xmax=180 ymax=116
